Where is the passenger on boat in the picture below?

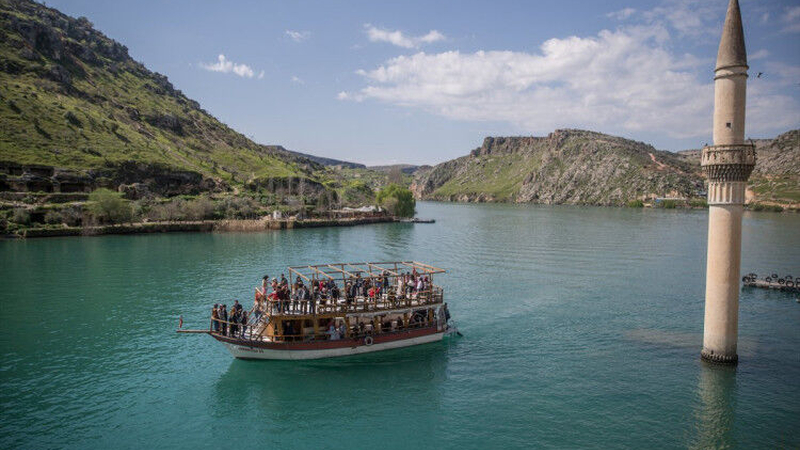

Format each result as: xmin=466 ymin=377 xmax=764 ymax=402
xmin=220 ymin=304 xmax=228 ymax=335
xmin=328 ymin=322 xmax=339 ymax=340
xmin=211 ymin=304 xmax=220 ymax=333
xmin=355 ymin=273 xmax=364 ymax=297
xmin=396 ymin=276 xmax=404 ymax=299
xmin=230 ymin=308 xmax=238 ymax=337
xmin=338 ymin=322 xmax=346 ymax=339
xmin=330 ymin=280 xmax=340 ymax=300
xmin=239 ymin=310 xmax=248 ymax=338
xmin=297 ymin=282 xmax=312 ymax=314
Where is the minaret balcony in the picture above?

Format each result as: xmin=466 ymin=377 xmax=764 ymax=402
xmin=701 ymin=144 xmax=755 ymax=182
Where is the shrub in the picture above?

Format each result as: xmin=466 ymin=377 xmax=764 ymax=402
xmin=750 ymin=203 xmax=783 ymax=212
xmin=147 ymin=199 xmax=186 ymax=221
xmin=626 ymin=200 xmax=644 ymax=208
xmin=217 ymin=196 xmax=258 ymax=219
xmin=185 ymin=197 xmax=216 ymax=220
xmin=12 ymin=208 xmax=30 ymax=225
xmin=44 ymin=207 xmax=83 ymax=226
xmin=44 ymin=210 xmax=62 ymax=225
xmin=689 ymin=199 xmax=708 ymax=208
xmin=86 ymin=188 xmax=132 ymax=224
xmin=659 ymin=200 xmax=677 ymax=209
xmin=376 ymin=184 xmax=415 ymax=217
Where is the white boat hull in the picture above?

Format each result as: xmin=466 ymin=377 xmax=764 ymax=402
xmin=222 ymin=331 xmax=445 ymax=360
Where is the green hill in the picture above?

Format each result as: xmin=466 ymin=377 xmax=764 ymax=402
xmin=0 ymin=0 xmax=380 ymax=201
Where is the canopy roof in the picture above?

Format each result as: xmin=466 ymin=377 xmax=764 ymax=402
xmin=287 ymin=261 xmax=445 ymax=283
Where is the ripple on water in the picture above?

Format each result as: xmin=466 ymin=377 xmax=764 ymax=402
xmin=0 ymin=202 xmax=798 ymax=449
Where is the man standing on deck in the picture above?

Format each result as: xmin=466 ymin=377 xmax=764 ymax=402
xmin=220 ymin=304 xmax=228 ymax=336
xmin=211 ymin=304 xmax=219 ymax=333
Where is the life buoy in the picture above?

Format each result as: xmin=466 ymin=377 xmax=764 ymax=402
xmin=364 ymin=336 xmax=374 ymax=346
xmin=786 ymin=280 xmax=794 ymax=288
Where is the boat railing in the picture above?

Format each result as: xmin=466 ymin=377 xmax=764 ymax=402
xmin=210 ymin=316 xmax=437 ymax=343
xmin=253 ymin=285 xmax=443 ymax=317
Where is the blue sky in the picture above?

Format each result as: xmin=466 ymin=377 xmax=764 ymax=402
xmin=45 ymin=0 xmax=800 ymax=165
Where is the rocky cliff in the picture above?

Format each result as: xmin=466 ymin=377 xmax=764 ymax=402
xmin=412 ymin=130 xmax=705 ymax=206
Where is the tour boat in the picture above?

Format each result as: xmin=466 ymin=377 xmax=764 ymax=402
xmin=180 ymin=261 xmax=457 ymax=360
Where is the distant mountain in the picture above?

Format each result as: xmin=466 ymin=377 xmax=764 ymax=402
xmin=412 ymin=129 xmax=799 ymax=207
xmin=368 ymin=164 xmax=427 ymax=175
xmin=283 ymin=149 xmax=365 ymax=169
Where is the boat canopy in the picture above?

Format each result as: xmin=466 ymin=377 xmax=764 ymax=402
xmin=287 ymin=261 xmax=445 ymax=283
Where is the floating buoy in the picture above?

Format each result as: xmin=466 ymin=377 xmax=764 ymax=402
xmin=364 ymin=336 xmax=374 ymax=346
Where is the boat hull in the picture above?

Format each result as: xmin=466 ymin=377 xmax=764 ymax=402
xmin=213 ymin=326 xmax=445 ymax=360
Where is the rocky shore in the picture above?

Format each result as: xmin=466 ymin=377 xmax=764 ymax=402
xmin=7 ymin=215 xmax=401 ymax=239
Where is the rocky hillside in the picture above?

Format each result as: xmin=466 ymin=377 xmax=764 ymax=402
xmin=677 ymin=130 xmax=799 ymax=205
xmin=0 ymin=0 xmax=372 ymax=201
xmin=412 ymin=130 xmax=704 ymax=205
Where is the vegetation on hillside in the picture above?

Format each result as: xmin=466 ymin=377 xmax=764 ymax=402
xmin=0 ymin=0 xmax=412 ymax=235
xmin=376 ymin=184 xmax=415 ymax=217
xmin=413 ymin=129 xmax=799 ymax=209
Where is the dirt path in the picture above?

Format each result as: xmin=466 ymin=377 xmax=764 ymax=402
xmin=649 ymin=152 xmax=667 ymax=170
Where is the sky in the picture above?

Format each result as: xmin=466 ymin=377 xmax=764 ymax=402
xmin=44 ymin=0 xmax=800 ymax=165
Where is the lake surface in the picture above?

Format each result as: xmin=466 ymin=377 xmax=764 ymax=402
xmin=1 ymin=201 xmax=799 ymax=449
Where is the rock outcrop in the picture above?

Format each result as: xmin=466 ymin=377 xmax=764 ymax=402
xmin=412 ymin=130 xmax=702 ymax=206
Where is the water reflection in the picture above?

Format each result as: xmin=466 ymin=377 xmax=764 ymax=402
xmin=690 ymin=363 xmax=737 ymax=449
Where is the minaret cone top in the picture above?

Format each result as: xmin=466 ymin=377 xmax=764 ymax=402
xmin=716 ymin=0 xmax=747 ymax=70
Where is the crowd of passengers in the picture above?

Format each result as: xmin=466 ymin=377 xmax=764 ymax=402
xmin=209 ymin=270 xmax=435 ymax=338
xmin=254 ymin=270 xmax=433 ymax=315
xmin=210 ymin=300 xmax=248 ymax=338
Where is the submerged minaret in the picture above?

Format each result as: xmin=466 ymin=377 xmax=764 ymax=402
xmin=700 ymin=0 xmax=755 ymax=365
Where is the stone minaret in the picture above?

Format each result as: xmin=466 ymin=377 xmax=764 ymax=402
xmin=700 ymin=0 xmax=755 ymax=365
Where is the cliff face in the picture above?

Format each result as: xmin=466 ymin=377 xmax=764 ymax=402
xmin=412 ymin=130 xmax=703 ymax=206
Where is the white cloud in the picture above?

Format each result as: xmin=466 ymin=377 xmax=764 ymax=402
xmin=341 ymin=22 xmax=799 ymax=140
xmin=641 ymin=0 xmax=721 ymax=37
xmin=364 ymin=24 xmax=445 ymax=49
xmin=607 ymin=8 xmax=636 ymax=21
xmin=760 ymin=12 xmax=769 ymax=24
xmin=258 ymin=70 xmax=265 ymax=79
xmin=750 ymin=49 xmax=769 ymax=60
xmin=781 ymin=6 xmax=800 ymax=33
xmin=200 ymin=54 xmax=257 ymax=78
xmin=285 ymin=30 xmax=311 ymax=42
xmin=291 ymin=75 xmax=305 ymax=85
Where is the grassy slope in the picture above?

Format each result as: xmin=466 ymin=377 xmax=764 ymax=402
xmin=0 ymin=0 xmax=310 ymax=185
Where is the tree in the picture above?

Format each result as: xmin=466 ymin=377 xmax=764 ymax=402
xmin=376 ymin=184 xmax=415 ymax=217
xmin=86 ymin=188 xmax=132 ymax=224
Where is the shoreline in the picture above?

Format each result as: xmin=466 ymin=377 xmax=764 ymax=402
xmin=4 ymin=216 xmax=402 ymax=239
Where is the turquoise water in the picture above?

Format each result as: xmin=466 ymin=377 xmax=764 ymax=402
xmin=1 ymin=202 xmax=799 ymax=449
